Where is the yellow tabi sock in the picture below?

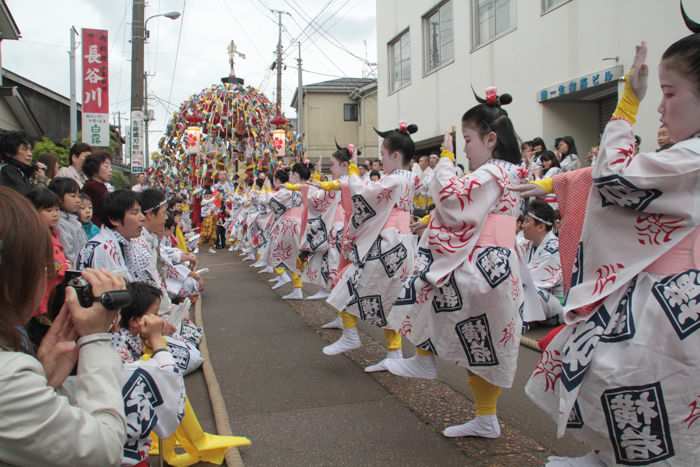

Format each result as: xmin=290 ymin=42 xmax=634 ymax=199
xmin=416 ymin=347 xmax=433 ymax=356
xmin=341 ymin=311 xmax=358 ymax=329
xmin=291 ymin=272 xmax=303 ymax=289
xmin=275 ymin=267 xmax=286 ymax=276
xmin=383 ymin=329 xmax=402 ymax=351
xmin=468 ymin=374 xmax=502 ymax=417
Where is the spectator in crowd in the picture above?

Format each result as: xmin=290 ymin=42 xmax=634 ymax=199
xmin=0 ymin=131 xmax=35 ymax=196
xmin=76 ymin=189 xmax=144 ymax=279
xmin=0 ymin=186 xmax=127 ymax=467
xmin=371 ymin=159 xmax=382 ymax=173
xmin=555 ymin=135 xmax=580 ymax=172
xmin=131 ymin=173 xmax=147 ymax=192
xmin=49 ymin=177 xmax=88 ymax=266
xmin=369 ymin=170 xmax=381 ymax=182
xmin=358 ymin=161 xmax=369 ymax=181
xmin=634 ymin=134 xmax=642 ymax=154
xmin=537 ymin=151 xmax=562 ymax=179
xmin=79 ymin=193 xmax=100 ymax=240
xmin=24 ymin=187 xmax=70 ymax=346
xmin=657 ymin=124 xmax=675 ymax=151
xmin=57 ymin=142 xmax=91 ymax=188
xmin=428 ymin=153 xmax=439 ymax=169
xmin=531 ymin=137 xmax=547 ymax=156
xmin=82 ymin=151 xmax=112 ymax=226
xmin=34 ymin=152 xmax=59 ymax=186
xmin=586 ymin=145 xmax=599 ymax=166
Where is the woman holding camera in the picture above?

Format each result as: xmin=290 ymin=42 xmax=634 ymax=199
xmin=0 ymin=187 xmax=128 ymax=467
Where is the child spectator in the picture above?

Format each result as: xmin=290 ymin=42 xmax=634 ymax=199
xmin=369 ymin=170 xmax=381 ymax=182
xmin=49 ymin=177 xmax=87 ymax=266
xmin=24 ymin=187 xmax=70 ymax=345
xmin=79 ymin=193 xmax=100 ymax=240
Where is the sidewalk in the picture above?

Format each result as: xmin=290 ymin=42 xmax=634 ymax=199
xmin=193 ymin=252 xmax=571 ymax=466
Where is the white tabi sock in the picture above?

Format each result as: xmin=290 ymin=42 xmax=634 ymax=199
xmin=545 ymin=453 xmax=607 ymax=467
xmin=271 ymin=273 xmax=291 ymax=290
xmin=282 ymin=288 xmax=304 ymax=300
xmin=442 ymin=415 xmax=501 ymax=439
xmin=320 ymin=316 xmax=343 ymax=329
xmin=384 ymin=352 xmax=438 ymax=379
xmin=364 ymin=349 xmax=403 ymax=373
xmin=322 ymin=327 xmax=361 ymax=355
xmin=306 ymin=289 xmax=330 ymax=300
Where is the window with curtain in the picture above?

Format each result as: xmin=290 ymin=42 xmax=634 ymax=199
xmin=424 ymin=0 xmax=454 ymax=73
xmin=389 ymin=30 xmax=411 ymax=92
xmin=343 ymin=103 xmax=358 ymax=122
xmin=473 ymin=0 xmax=516 ymax=49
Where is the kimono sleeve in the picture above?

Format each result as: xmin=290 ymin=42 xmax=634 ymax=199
xmin=346 ymin=170 xmax=403 ymax=231
xmin=592 ymin=119 xmax=700 ymax=218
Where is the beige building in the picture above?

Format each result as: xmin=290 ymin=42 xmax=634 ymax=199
xmin=291 ymin=77 xmax=378 ymax=169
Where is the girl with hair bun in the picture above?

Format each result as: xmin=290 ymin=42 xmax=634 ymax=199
xmin=523 ymin=6 xmax=700 ymax=465
xmin=386 ymin=88 xmax=526 ymax=440
xmin=317 ymin=123 xmax=418 ymax=373
xmin=266 ymin=162 xmax=314 ymax=300
xmin=302 ymin=144 xmax=354 ymax=305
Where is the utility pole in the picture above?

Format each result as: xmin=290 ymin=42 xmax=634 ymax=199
xmin=130 ymin=0 xmax=145 ymax=169
xmin=144 ymin=71 xmax=154 ymax=169
xmin=69 ymin=27 xmax=78 ymax=144
xmin=270 ymin=9 xmax=290 ymax=112
xmin=296 ymin=41 xmax=303 ymax=138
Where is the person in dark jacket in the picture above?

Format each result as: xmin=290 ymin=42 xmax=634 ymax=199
xmin=0 ymin=131 xmax=35 ymax=196
xmin=82 ymin=151 xmax=112 ymax=226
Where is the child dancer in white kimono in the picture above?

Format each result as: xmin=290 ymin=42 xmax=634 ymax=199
xmin=386 ymin=90 xmax=525 ymax=440
xmin=525 ymin=18 xmax=700 ymax=466
xmin=519 ymin=199 xmax=563 ymax=325
xmin=321 ymin=124 xmax=417 ymax=373
xmin=268 ymin=162 xmax=313 ymax=300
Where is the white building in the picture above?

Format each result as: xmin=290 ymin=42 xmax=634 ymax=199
xmin=376 ymin=0 xmax=694 ymax=165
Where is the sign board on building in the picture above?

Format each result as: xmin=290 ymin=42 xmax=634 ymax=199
xmin=81 ymin=28 xmax=110 ymax=146
xmin=537 ymin=65 xmax=624 ymax=102
xmin=130 ymin=111 xmax=145 ymax=174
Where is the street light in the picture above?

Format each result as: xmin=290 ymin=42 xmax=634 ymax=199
xmin=143 ymin=11 xmax=181 ymax=168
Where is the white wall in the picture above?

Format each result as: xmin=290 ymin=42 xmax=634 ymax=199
xmin=377 ymin=0 xmax=695 ymax=165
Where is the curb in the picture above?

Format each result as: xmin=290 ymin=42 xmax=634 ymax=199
xmin=194 ymin=298 xmax=245 ymax=467
xmin=520 ymin=335 xmax=542 ymax=352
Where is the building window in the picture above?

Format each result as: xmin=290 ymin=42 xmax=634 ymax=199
xmin=344 ymin=103 xmax=358 ymax=122
xmin=542 ymin=0 xmax=571 ymax=14
xmin=423 ymin=1 xmax=454 ymax=74
xmin=472 ymin=0 xmax=516 ymax=50
xmin=389 ymin=30 xmax=411 ymax=93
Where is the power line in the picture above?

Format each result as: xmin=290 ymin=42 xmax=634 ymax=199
xmin=168 ymin=0 xmax=186 ymax=104
xmin=281 ymin=0 xmax=336 ymax=55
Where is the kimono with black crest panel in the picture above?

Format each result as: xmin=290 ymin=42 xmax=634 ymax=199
xmin=525 ymin=119 xmax=700 ymax=467
xmin=387 ymin=157 xmax=525 ymax=388
xmin=327 ymin=169 xmax=415 ymax=328
xmin=302 ymin=183 xmax=343 ymax=289
xmin=263 ymin=186 xmax=301 ymax=269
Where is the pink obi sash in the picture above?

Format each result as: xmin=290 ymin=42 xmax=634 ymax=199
xmin=645 ymin=227 xmax=700 ymax=275
xmin=383 ymin=209 xmax=410 ymax=234
xmin=476 ymin=214 xmax=517 ymax=249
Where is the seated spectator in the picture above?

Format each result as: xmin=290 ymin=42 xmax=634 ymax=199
xmin=76 ymin=190 xmax=144 ymax=279
xmin=537 ymin=151 xmax=562 ymax=179
xmin=131 ymin=173 xmax=147 ymax=193
xmin=555 ymin=136 xmax=580 ymax=172
xmin=33 ymin=153 xmax=59 ymax=187
xmin=0 ymin=186 xmax=127 ymax=466
xmin=57 ymin=142 xmax=91 ymax=188
xmin=369 ymin=170 xmax=381 ymax=182
xmin=519 ymin=200 xmax=563 ymax=326
xmin=50 ymin=177 xmax=88 ymax=266
xmin=110 ymin=282 xmax=186 ymax=466
xmin=657 ymin=124 xmax=675 ymax=151
xmin=79 ymin=193 xmax=100 ymax=240
xmin=82 ymin=151 xmax=113 ymax=226
xmin=24 ymin=187 xmax=70 ymax=346
xmin=0 ymin=131 xmax=35 ymax=196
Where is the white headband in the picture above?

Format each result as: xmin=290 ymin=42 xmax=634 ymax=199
xmin=527 ymin=211 xmax=553 ymax=226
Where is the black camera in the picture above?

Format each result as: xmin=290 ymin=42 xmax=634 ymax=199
xmin=50 ymin=271 xmax=132 ymax=316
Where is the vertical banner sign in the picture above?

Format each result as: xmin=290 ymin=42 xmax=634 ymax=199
xmin=81 ymin=29 xmax=110 ymax=147
xmin=130 ymin=111 xmax=145 ymax=173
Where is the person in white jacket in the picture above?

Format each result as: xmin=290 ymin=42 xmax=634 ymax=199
xmin=0 ymin=186 xmax=127 ymax=467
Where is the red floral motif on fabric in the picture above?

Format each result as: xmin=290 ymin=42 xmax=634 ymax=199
xmin=427 ymin=219 xmax=475 ymax=255
xmin=510 ymin=273 xmax=521 ymax=301
xmin=498 ymin=319 xmax=516 ymax=347
xmin=683 ymin=395 xmax=700 ymax=429
xmin=635 ymin=214 xmax=684 ymax=246
xmin=610 ymin=144 xmax=635 ymax=168
xmin=376 ymin=187 xmax=394 ymax=204
xmin=593 ymin=263 xmax=625 ymax=295
xmin=399 ymin=317 xmax=412 ymax=337
xmin=439 ymin=176 xmax=482 ymax=210
xmin=532 ymin=349 xmax=563 ymax=393
xmin=272 ymin=242 xmax=292 ymax=263
xmin=416 ymin=283 xmax=433 ymax=304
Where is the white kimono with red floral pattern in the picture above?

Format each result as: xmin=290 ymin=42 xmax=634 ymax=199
xmin=525 ymin=119 xmax=700 ymax=467
xmin=387 ymin=157 xmax=525 ymax=388
xmin=263 ymin=187 xmax=301 ymax=269
xmin=301 ymin=184 xmax=343 ymax=288
xmin=327 ymin=169 xmax=415 ymax=329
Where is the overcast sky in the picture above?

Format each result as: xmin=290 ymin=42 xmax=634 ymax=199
xmin=4 ymin=0 xmax=377 ymax=155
